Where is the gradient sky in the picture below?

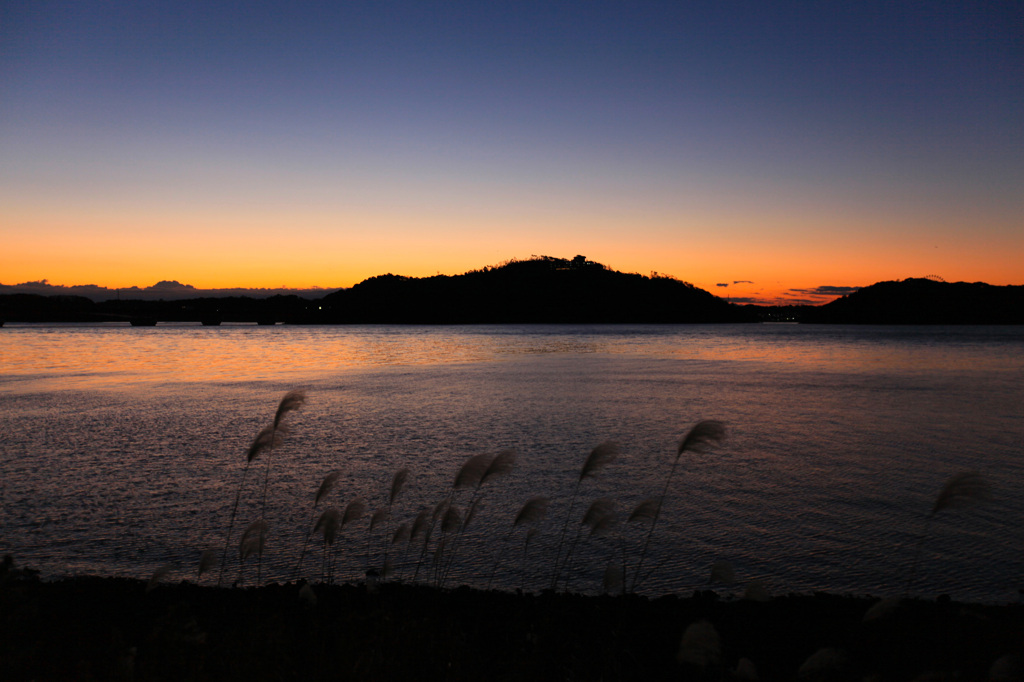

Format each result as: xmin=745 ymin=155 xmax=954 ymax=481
xmin=2 ymin=1 xmax=1022 ymax=304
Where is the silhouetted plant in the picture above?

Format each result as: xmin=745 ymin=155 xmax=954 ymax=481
xmin=551 ymin=441 xmax=619 ymax=589
xmin=293 ymin=469 xmax=341 ymax=580
xmin=314 ymin=507 xmax=340 ymax=583
xmin=562 ymin=497 xmax=617 ymax=592
xmin=389 ymin=520 xmax=411 ymax=579
xmin=256 ymin=390 xmax=305 ymax=585
xmin=381 ymin=468 xmax=410 ymax=574
xmin=417 ymin=454 xmax=487 ymax=584
xmin=906 ymin=470 xmax=992 ymax=595
xmin=367 ymin=506 xmax=389 ymax=572
xmin=197 ymin=549 xmax=216 ymax=582
xmin=405 ymin=508 xmax=433 ymax=582
xmin=237 ymin=520 xmax=267 ymax=587
xmin=206 ymin=392 xmax=739 ymax=595
xmin=147 ymin=564 xmax=174 ymax=593
xmin=630 ymin=420 xmax=725 ymax=592
xmin=218 ymin=424 xmax=284 ymax=587
xmin=440 ymin=449 xmax=516 ymax=587
xmin=332 ymin=498 xmax=366 ymax=582
xmin=487 ymin=496 xmax=550 ymax=589
xmin=434 ymin=504 xmax=462 ymax=585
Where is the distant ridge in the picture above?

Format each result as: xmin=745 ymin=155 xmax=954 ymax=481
xmin=0 ymin=279 xmax=337 ymax=302
xmin=1 ymin=261 xmax=1021 ymax=324
xmin=804 ymin=278 xmax=1024 ymax=324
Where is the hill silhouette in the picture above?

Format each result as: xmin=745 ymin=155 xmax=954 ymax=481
xmin=2 ymin=261 xmax=1021 ymax=324
xmin=803 ymin=278 xmax=1024 ymax=324
xmin=313 ymin=255 xmax=744 ymax=323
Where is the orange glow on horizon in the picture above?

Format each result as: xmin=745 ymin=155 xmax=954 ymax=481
xmin=3 ymin=199 xmax=1021 ymax=306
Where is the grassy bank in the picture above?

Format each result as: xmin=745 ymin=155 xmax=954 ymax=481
xmin=2 ymin=564 xmax=1021 ymax=681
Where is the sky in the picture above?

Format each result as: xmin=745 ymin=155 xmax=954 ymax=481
xmin=2 ymin=1 xmax=1022 ymax=305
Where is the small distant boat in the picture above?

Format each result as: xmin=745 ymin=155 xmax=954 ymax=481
xmin=129 ymin=317 xmax=158 ymax=327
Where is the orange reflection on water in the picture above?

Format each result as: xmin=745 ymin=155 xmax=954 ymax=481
xmin=2 ymin=324 xmax=1018 ymax=396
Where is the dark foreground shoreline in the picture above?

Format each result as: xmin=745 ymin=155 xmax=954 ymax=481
xmin=2 ymin=569 xmax=1022 ymax=681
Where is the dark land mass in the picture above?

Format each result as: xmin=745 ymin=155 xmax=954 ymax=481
xmin=2 ymin=257 xmax=1022 ymax=325
xmin=2 ymin=563 xmax=1022 ymax=682
xmin=801 ymin=278 xmax=1024 ymax=325
xmin=314 ymin=255 xmax=741 ymax=324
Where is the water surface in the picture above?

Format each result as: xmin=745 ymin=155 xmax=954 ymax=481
xmin=1 ymin=323 xmax=1021 ymax=602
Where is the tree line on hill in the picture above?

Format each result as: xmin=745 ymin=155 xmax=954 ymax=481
xmin=1 ymin=256 xmax=1021 ymax=325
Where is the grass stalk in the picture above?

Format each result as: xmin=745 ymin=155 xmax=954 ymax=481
xmin=630 ymin=421 xmax=724 ymax=593
xmin=551 ymin=441 xmax=618 ymax=590
xmin=905 ymin=471 xmax=991 ymax=596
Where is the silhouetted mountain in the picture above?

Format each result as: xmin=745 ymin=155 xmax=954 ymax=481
xmin=3 ymin=263 xmax=1020 ymax=325
xmin=311 ymin=255 xmax=746 ymax=323
xmin=803 ymin=278 xmax=1024 ymax=324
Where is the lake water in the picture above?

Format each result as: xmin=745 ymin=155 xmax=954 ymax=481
xmin=1 ymin=323 xmax=1022 ymax=603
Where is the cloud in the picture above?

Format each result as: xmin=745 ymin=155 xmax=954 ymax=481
xmin=779 ymin=297 xmax=827 ymax=306
xmin=787 ymin=285 xmax=861 ymax=297
xmin=719 ymin=284 xmax=863 ymax=306
xmin=716 ymin=283 xmax=729 ymax=288
xmin=732 ymin=280 xmax=754 ymax=285
xmin=771 ymin=284 xmax=862 ymax=306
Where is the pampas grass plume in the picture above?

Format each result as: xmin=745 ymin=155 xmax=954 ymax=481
xmin=930 ymin=470 xmax=992 ymax=517
xmin=628 ymin=497 xmax=661 ymax=523
xmin=454 ymin=453 xmax=492 ymax=489
xmin=589 ymin=514 xmax=618 ymax=537
xmin=735 ymin=658 xmax=758 ymax=681
xmin=239 ymin=521 xmax=268 ymax=560
xmin=315 ymin=508 xmax=341 ymax=545
xmin=147 ymin=564 xmax=174 ymax=593
xmin=274 ymin=390 xmax=306 ymax=429
xmin=709 ymin=561 xmax=736 ymax=584
xmin=342 ymin=499 xmax=367 ymax=527
xmin=580 ymin=441 xmax=619 ymax=480
xmin=247 ymin=425 xmax=284 ymax=463
xmin=514 ymin=497 xmax=550 ymax=527
xmin=442 ymin=505 xmax=462 ymax=533
xmin=390 ymin=468 xmax=410 ymax=505
xmin=863 ymin=597 xmax=901 ymax=622
xmin=197 ymin=549 xmax=217 ymax=578
xmin=989 ymin=654 xmax=1024 ymax=682
xmin=798 ymin=648 xmax=849 ymax=680
xmin=392 ymin=522 xmax=411 ymax=544
xmin=581 ymin=498 xmax=615 ymax=529
xmin=677 ymin=620 xmax=721 ymax=667
xmin=677 ymin=420 xmax=726 ymax=459
xmin=411 ymin=510 xmax=432 ymax=541
xmin=370 ymin=507 xmax=389 ymax=531
xmin=314 ymin=470 xmax=342 ymax=507
xmin=481 ymin=449 xmax=516 ymax=485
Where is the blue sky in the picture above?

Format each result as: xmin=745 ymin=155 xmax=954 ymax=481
xmin=2 ymin=1 xmax=1021 ymax=303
